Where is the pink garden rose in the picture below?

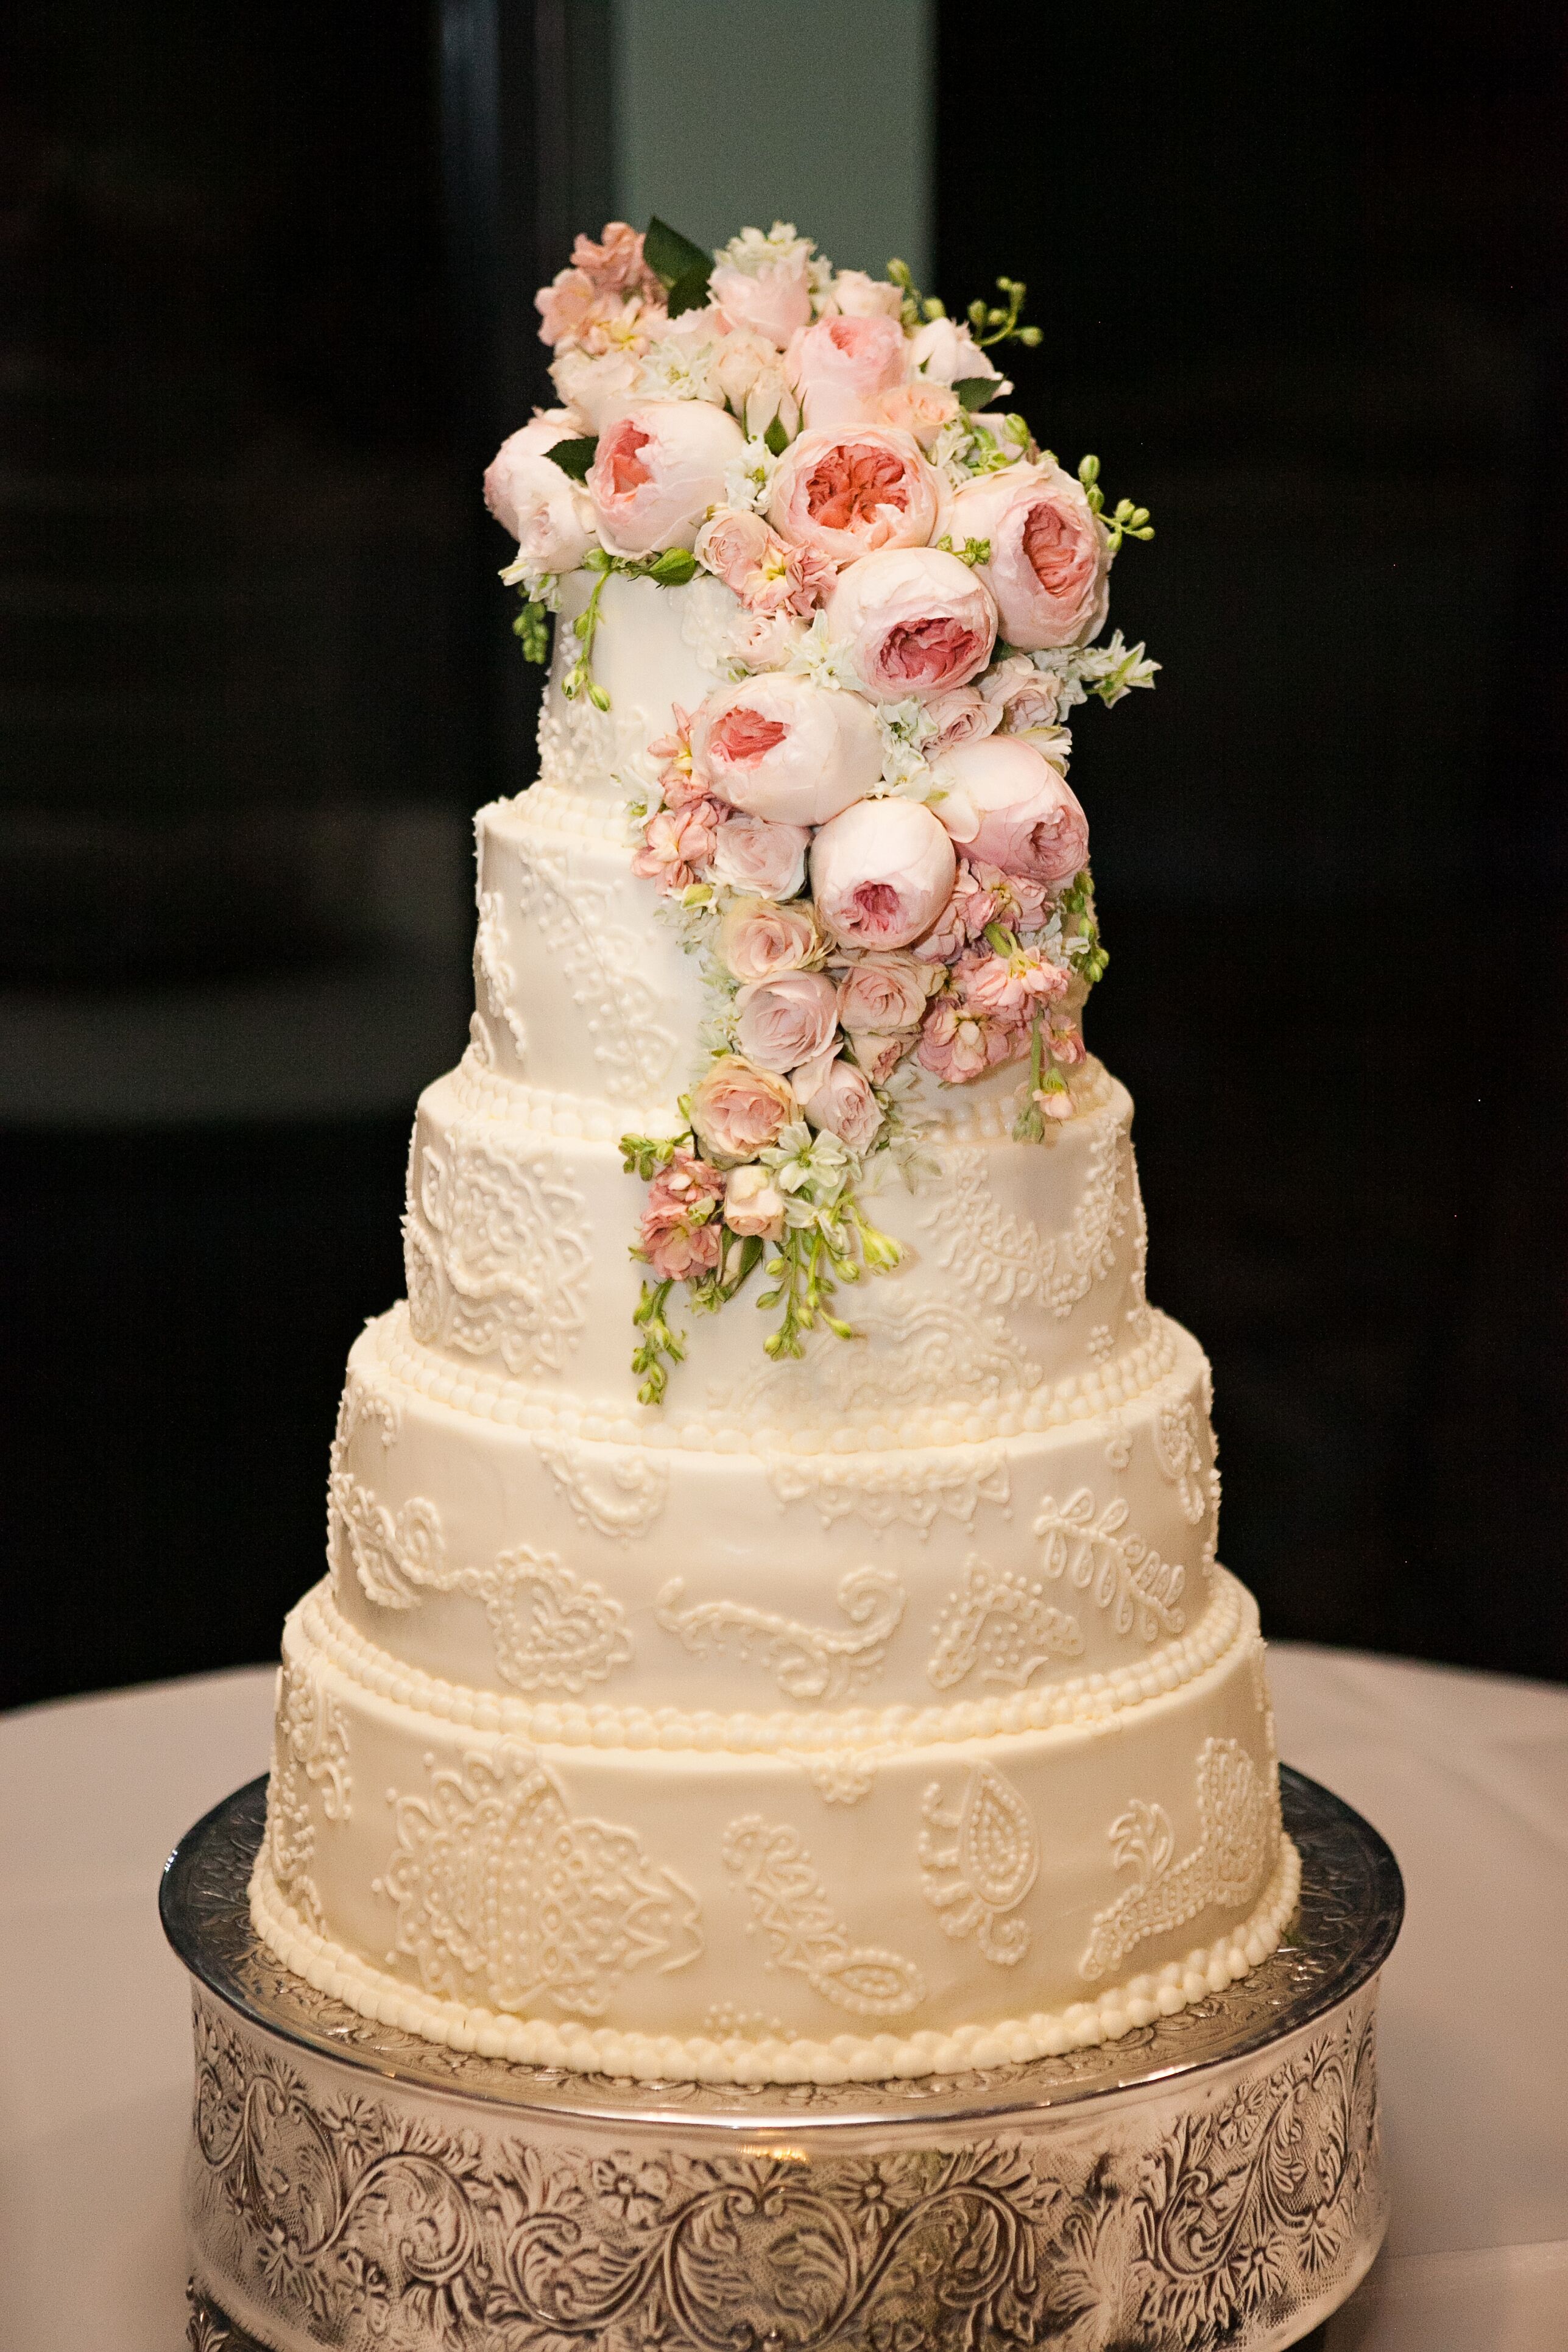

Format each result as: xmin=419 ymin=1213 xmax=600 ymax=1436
xmin=709 ymin=813 xmax=810 ymax=899
xmin=944 ymin=459 xmax=1111 ymax=650
xmin=907 ymin=316 xmax=1008 ymax=396
xmin=722 ymin=1162 xmax=786 ymax=1240
xmin=825 ymin=546 xmax=997 ymax=702
xmin=691 ymin=674 xmax=882 ymax=826
xmin=734 ymin=970 xmax=839 ymax=1073
xmin=846 ymin=1028 xmax=920 ymax=1084
xmin=918 ymin=995 xmax=1026 ymax=1084
xmin=875 ymin=380 xmax=963 ymax=450
xmin=788 ymin=313 xmax=909 ymax=429
xmin=694 ymin=508 xmax=833 ymax=615
xmin=718 ymin=895 xmax=822 ymax=984
xmin=930 ymin=736 xmax=1089 ymax=885
xmin=828 ymin=270 xmax=903 ymax=320
xmin=484 ymin=413 xmax=595 ymax=575
xmin=587 ymin=400 xmax=746 ymax=554
xmin=690 ymin=1055 xmax=796 ymax=1165
xmin=708 ymin=327 xmax=801 ymax=440
xmin=978 ymin=653 xmax=1062 ymax=733
xmin=791 ymin=1048 xmax=885 ymax=1153
xmin=710 ymin=252 xmax=814 ymax=347
xmin=835 ymin=950 xmax=933 ymax=1036
xmin=810 ymin=796 xmax=957 ymax=951
xmin=639 ymin=1148 xmax=726 ymax=1282
xmin=766 ymin=427 xmax=940 ymax=565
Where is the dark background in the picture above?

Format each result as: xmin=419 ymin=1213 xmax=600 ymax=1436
xmin=3 ymin=1 xmax=1564 ymax=1710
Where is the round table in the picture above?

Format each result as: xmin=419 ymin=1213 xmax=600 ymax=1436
xmin=2 ymin=1647 xmax=1564 ymax=2350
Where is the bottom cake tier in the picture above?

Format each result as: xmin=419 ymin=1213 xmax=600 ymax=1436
xmin=252 ymin=1570 xmax=1296 ymax=2083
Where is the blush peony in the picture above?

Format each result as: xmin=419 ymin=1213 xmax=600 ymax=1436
xmin=766 ymin=427 xmax=939 ymax=565
xmin=690 ymin=1055 xmax=796 ymax=1165
xmin=709 ymin=813 xmax=810 ymax=900
xmin=825 ymin=546 xmax=998 ymax=702
xmin=788 ymin=313 xmax=909 ymax=430
xmin=484 ymin=413 xmax=595 ymax=576
xmin=944 ymin=459 xmax=1111 ymax=651
xmin=587 ymin=400 xmax=746 ymax=554
xmin=691 ymin=674 xmax=882 ymax=827
xmin=733 ymin=970 xmax=839 ymax=1073
xmin=810 ymin=796 xmax=958 ymax=951
xmin=930 ymin=736 xmax=1090 ymax=885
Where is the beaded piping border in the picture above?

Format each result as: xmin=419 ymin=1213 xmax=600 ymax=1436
xmin=297 ymin=1567 xmax=1245 ymax=1756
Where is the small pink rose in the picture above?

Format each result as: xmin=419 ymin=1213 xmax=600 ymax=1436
xmin=847 ymin=1028 xmax=920 ymax=1085
xmin=691 ymin=674 xmax=882 ymax=827
xmin=766 ymin=427 xmax=939 ymax=565
xmin=723 ymin=1162 xmax=787 ymax=1240
xmin=690 ymin=1055 xmax=796 ymax=1165
xmin=930 ymin=736 xmax=1089 ymax=885
xmin=793 ymin=1049 xmax=885 ymax=1153
xmin=810 ymin=796 xmax=958 ymax=952
xmin=835 ymin=950 xmax=933 ymax=1035
xmin=907 ymin=316 xmax=1009 ymax=397
xmin=824 ymin=546 xmax=998 ymax=702
xmin=548 ymin=345 xmax=643 ymax=433
xmin=978 ymin=654 xmax=1062 ymax=733
xmin=944 ymin=460 xmax=1110 ymax=651
xmin=728 ymin=609 xmax=810 ymax=670
xmin=923 ymin=685 xmax=998 ymax=753
xmin=734 ymin=970 xmax=839 ymax=1073
xmin=710 ymin=253 xmax=814 ymax=348
xmin=788 ymin=312 xmax=909 ymax=429
xmin=587 ymin=400 xmax=746 ymax=554
xmin=709 ymin=813 xmax=810 ymax=899
xmin=718 ymin=895 xmax=822 ymax=984
xmin=828 ymin=270 xmax=903 ymax=320
xmin=875 ymin=380 xmax=963 ymax=450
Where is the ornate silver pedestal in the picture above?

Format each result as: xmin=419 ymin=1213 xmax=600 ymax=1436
xmin=163 ymin=1767 xmax=1400 ymax=2352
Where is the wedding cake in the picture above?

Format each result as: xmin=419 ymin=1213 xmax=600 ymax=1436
xmin=251 ymin=219 xmax=1296 ymax=2085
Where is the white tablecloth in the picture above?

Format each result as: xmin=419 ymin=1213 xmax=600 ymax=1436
xmin=1 ymin=1647 xmax=1564 ymax=2350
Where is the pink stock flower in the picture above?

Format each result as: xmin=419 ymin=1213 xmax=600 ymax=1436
xmin=810 ymin=797 xmax=958 ymax=952
xmin=691 ymin=674 xmax=882 ymax=827
xmin=792 ymin=1049 xmax=885 ymax=1153
xmin=825 ymin=546 xmax=998 ymax=702
xmin=918 ymin=995 xmax=1027 ymax=1084
xmin=639 ymin=1149 xmax=727 ymax=1282
xmin=734 ymin=970 xmax=839 ymax=1073
xmin=944 ymin=460 xmax=1111 ymax=651
xmin=954 ymin=943 xmax=1070 ymax=1019
xmin=1047 ymin=1022 xmax=1086 ymax=1065
xmin=931 ymin=736 xmax=1089 ymax=885
xmin=690 ymin=1056 xmax=796 ymax=1165
xmin=710 ymin=253 xmax=814 ymax=347
xmin=709 ymin=812 xmax=810 ymax=899
xmin=570 ymin=221 xmax=662 ymax=299
xmin=587 ymin=401 xmax=746 ymax=554
xmin=788 ymin=312 xmax=909 ymax=429
xmin=695 ymin=509 xmax=833 ymax=615
xmin=767 ymin=428 xmax=940 ymax=565
xmin=632 ymin=798 xmax=722 ymax=895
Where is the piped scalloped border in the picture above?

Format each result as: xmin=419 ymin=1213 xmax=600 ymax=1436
xmin=249 ymin=1834 xmax=1299 ymax=2087
xmin=298 ymin=1570 xmax=1245 ymax=1756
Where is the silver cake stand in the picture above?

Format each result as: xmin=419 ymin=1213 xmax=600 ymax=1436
xmin=163 ymin=1767 xmax=1400 ymax=2352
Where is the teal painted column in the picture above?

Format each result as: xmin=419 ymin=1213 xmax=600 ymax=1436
xmin=611 ymin=0 xmax=933 ymax=283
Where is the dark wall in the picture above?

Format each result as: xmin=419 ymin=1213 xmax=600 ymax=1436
xmin=4 ymin=2 xmax=1565 ymax=1709
xmin=938 ymin=0 xmax=1568 ymax=1676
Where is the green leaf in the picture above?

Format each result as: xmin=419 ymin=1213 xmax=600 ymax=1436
xmin=545 ymin=436 xmax=598 ymax=482
xmin=645 ymin=216 xmax=710 ymax=286
xmin=952 ymin=376 xmax=995 ymax=412
xmin=763 ymin=412 xmax=790 ymax=457
xmin=666 ymin=261 xmax=713 ymax=318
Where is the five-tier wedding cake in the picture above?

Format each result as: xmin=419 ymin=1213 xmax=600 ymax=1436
xmin=250 ymin=218 xmax=1297 ymax=2085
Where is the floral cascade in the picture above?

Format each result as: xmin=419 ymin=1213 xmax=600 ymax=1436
xmin=484 ymin=219 xmax=1159 ymax=1402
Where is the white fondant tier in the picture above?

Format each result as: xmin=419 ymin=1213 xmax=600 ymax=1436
xmin=328 ymin=1308 xmax=1219 ymax=1716
xmin=253 ymin=1572 xmax=1291 ymax=2083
